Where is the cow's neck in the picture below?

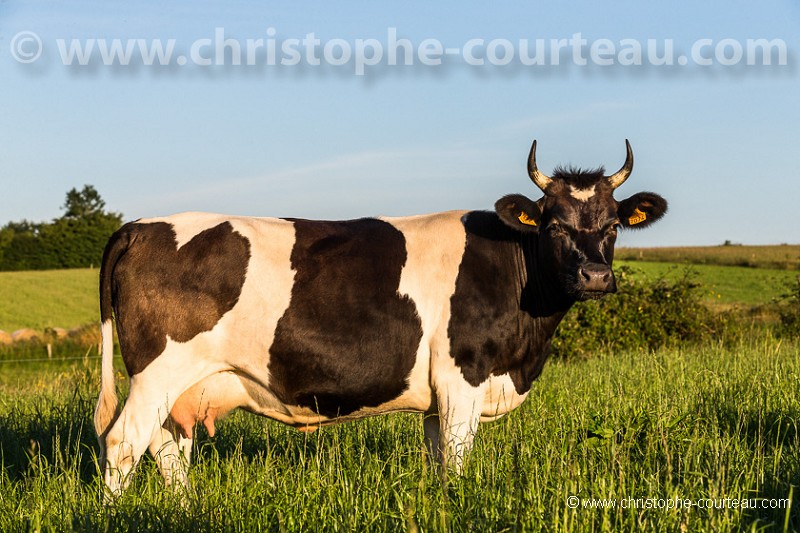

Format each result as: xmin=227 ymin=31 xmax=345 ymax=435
xmin=448 ymin=212 xmax=573 ymax=395
xmin=489 ymin=234 xmax=572 ymax=393
xmin=518 ymin=232 xmax=575 ymax=319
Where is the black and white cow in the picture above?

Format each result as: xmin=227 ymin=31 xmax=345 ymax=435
xmin=95 ymin=140 xmax=667 ymax=494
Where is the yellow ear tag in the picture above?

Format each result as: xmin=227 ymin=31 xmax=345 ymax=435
xmin=518 ymin=212 xmax=537 ymax=226
xmin=628 ymin=207 xmax=647 ymax=225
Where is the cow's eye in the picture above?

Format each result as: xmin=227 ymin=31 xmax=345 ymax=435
xmin=604 ymin=223 xmax=620 ymax=236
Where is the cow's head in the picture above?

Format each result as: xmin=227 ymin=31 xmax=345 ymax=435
xmin=495 ymin=140 xmax=667 ymax=303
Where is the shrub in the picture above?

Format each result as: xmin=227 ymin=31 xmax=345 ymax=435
xmin=551 ymin=266 xmax=720 ymax=358
xmin=777 ymin=275 xmax=800 ymax=337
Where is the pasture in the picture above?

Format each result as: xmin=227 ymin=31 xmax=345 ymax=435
xmin=614 ymin=261 xmax=798 ymax=307
xmin=0 ymin=268 xmax=98 ymax=332
xmin=616 ymin=244 xmax=800 ymax=271
xmin=0 ymin=335 xmax=797 ymax=531
xmin=0 ymin=247 xmax=798 ymax=531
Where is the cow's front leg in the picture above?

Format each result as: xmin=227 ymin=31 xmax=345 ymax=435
xmin=434 ymin=381 xmax=485 ymax=474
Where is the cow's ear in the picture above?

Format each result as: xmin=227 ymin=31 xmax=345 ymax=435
xmin=495 ymin=194 xmax=542 ymax=233
xmin=618 ymin=192 xmax=668 ymax=229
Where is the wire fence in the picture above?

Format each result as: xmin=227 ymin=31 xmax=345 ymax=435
xmin=0 ymin=354 xmax=105 ymax=364
xmin=0 ymin=347 xmax=122 ymax=365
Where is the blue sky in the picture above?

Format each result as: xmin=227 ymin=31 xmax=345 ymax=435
xmin=1 ymin=1 xmax=798 ymax=246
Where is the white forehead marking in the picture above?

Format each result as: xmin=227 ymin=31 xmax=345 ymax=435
xmin=569 ymin=185 xmax=596 ymax=202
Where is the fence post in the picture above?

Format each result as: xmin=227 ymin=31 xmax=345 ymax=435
xmin=47 ymin=343 xmax=52 ymax=359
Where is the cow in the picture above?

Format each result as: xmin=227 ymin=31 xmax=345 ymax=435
xmin=95 ymin=139 xmax=667 ymax=495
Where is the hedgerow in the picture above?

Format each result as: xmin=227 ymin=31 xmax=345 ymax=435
xmin=777 ymin=275 xmax=800 ymax=337
xmin=552 ymin=266 xmax=722 ymax=358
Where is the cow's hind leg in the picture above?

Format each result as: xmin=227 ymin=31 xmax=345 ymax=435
xmin=102 ymin=355 xmax=210 ymax=498
xmin=103 ymin=383 xmax=169 ymax=496
xmin=148 ymin=422 xmax=192 ymax=490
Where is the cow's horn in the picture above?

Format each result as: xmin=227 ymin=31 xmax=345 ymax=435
xmin=528 ymin=140 xmax=553 ymax=192
xmin=607 ymin=139 xmax=634 ymax=189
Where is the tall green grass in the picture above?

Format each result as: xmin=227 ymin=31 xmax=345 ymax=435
xmin=1 ymin=334 xmax=797 ymax=532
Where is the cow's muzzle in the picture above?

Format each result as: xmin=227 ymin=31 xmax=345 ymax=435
xmin=577 ymin=263 xmax=616 ymax=299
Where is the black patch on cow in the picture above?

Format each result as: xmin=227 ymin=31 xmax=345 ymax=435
xmin=268 ymin=218 xmax=423 ymax=418
xmin=448 ymin=212 xmax=565 ymax=395
xmin=110 ymin=221 xmax=251 ymax=376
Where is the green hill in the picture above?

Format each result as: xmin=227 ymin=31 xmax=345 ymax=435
xmin=0 ymin=269 xmax=99 ymax=332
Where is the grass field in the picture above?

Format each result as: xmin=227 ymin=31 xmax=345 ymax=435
xmin=0 ymin=268 xmax=99 ymax=332
xmin=0 ymin=334 xmax=797 ymax=531
xmin=616 ymin=244 xmax=800 ymax=270
xmin=616 ymin=261 xmax=798 ymax=307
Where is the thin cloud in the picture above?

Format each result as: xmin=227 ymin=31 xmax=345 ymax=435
xmin=121 ymin=142 xmax=503 ymax=218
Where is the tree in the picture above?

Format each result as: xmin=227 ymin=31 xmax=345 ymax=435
xmin=3 ymin=220 xmax=41 ymax=235
xmin=62 ymin=185 xmax=108 ymax=219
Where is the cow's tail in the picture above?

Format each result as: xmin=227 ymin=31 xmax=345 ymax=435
xmin=94 ymin=228 xmax=129 ymax=443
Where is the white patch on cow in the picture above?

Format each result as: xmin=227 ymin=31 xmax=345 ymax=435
xmin=188 ymin=216 xmax=298 ymax=418
xmin=380 ymin=211 xmax=470 ymax=414
xmin=481 ymin=373 xmax=529 ymax=422
xmin=386 ymin=211 xmax=494 ymax=472
xmin=222 ymin=217 xmax=296 ymax=378
xmin=569 ymin=185 xmax=596 ymax=202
